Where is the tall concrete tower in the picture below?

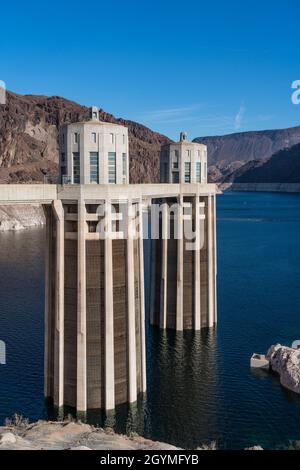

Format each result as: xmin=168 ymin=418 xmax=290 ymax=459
xmin=59 ymin=107 xmax=129 ymax=185
xmin=150 ymin=132 xmax=217 ymax=330
xmin=45 ymin=110 xmax=146 ymax=412
xmin=160 ymin=132 xmax=207 ymax=184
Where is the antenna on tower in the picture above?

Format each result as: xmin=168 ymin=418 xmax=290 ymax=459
xmin=180 ymin=131 xmax=188 ymax=142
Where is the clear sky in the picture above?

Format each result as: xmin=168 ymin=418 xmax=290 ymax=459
xmin=1 ymin=0 xmax=300 ymax=139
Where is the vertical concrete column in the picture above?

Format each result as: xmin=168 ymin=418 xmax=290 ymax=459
xmin=148 ymin=199 xmax=159 ymax=325
xmin=207 ymin=195 xmax=214 ymax=328
xmin=104 ymin=201 xmax=115 ymax=410
xmin=213 ymin=194 xmax=217 ymax=324
xmin=138 ymin=199 xmax=147 ymax=392
xmin=126 ymin=200 xmax=137 ymax=403
xmin=176 ymin=195 xmax=184 ymax=331
xmin=194 ymin=194 xmax=201 ymax=330
xmin=44 ymin=206 xmax=52 ymax=398
xmin=53 ymin=200 xmax=65 ymax=408
xmin=150 ymin=206 xmax=156 ymax=326
xmin=77 ymin=198 xmax=87 ymax=411
xmin=160 ymin=202 xmax=168 ymax=329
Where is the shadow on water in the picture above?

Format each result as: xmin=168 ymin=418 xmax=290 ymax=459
xmin=46 ymin=397 xmax=147 ymax=435
xmin=46 ymin=327 xmax=218 ymax=449
xmin=251 ymin=367 xmax=300 ymax=406
xmin=144 ymin=326 xmax=219 ymax=448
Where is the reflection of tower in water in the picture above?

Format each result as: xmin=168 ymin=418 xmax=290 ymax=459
xmin=144 ymin=327 xmax=219 ymax=448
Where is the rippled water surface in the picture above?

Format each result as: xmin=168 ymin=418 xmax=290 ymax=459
xmin=0 ymin=192 xmax=300 ymax=449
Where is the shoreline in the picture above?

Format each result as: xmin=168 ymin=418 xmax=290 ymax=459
xmin=0 ymin=417 xmax=265 ymax=450
xmin=0 ymin=417 xmax=187 ymax=450
xmin=219 ymin=182 xmax=300 ymax=193
xmin=0 ymin=205 xmax=45 ymax=232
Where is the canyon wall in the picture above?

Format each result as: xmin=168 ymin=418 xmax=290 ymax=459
xmin=0 ymin=205 xmax=44 ymax=231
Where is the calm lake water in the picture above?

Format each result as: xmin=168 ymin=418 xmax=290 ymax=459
xmin=0 ymin=192 xmax=300 ymax=449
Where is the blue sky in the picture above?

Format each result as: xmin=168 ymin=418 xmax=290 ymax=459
xmin=1 ymin=0 xmax=300 ymax=139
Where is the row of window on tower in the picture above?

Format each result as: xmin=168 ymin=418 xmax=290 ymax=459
xmin=70 ymin=132 xmax=126 ymax=145
xmin=163 ymin=161 xmax=207 ymax=183
xmin=70 ymin=152 xmax=127 ymax=184
xmin=183 ymin=161 xmax=206 ymax=183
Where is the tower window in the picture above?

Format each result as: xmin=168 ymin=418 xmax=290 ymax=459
xmin=172 ymin=172 xmax=179 ymax=183
xmin=163 ymin=163 xmax=168 ymax=182
xmin=110 ymin=133 xmax=114 ymax=144
xmin=90 ymin=152 xmax=99 ymax=183
xmin=108 ymin=152 xmax=116 ymax=183
xmin=196 ymin=162 xmax=201 ymax=183
xmin=91 ymin=132 xmax=96 ymax=143
xmin=74 ymin=133 xmax=78 ymax=144
xmin=172 ymin=155 xmax=179 ymax=169
xmin=122 ymin=153 xmax=127 ymax=182
xmin=184 ymin=162 xmax=191 ymax=183
xmin=73 ymin=152 xmax=80 ymax=183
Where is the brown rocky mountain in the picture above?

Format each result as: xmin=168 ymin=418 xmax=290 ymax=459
xmin=2 ymin=91 xmax=300 ymax=187
xmin=194 ymin=127 xmax=300 ymax=182
xmin=223 ymin=143 xmax=300 ymax=183
xmin=0 ymin=91 xmax=171 ymax=184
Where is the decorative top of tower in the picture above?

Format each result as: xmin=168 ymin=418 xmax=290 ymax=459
xmin=180 ymin=131 xmax=188 ymax=142
xmin=90 ymin=106 xmax=99 ymax=121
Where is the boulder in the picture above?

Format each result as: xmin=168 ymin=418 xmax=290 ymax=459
xmin=69 ymin=445 xmax=91 ymax=450
xmin=267 ymin=344 xmax=300 ymax=394
xmin=0 ymin=432 xmax=17 ymax=444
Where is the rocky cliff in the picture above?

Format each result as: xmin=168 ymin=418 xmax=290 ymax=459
xmin=2 ymin=91 xmax=300 ymax=186
xmin=222 ymin=143 xmax=300 ymax=184
xmin=194 ymin=127 xmax=300 ymax=182
xmin=0 ymin=205 xmax=44 ymax=231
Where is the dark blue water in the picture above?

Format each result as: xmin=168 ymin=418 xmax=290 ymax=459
xmin=0 ymin=192 xmax=300 ymax=449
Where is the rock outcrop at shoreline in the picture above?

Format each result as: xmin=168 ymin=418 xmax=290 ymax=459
xmin=0 ymin=205 xmax=45 ymax=231
xmin=0 ymin=418 xmax=180 ymax=450
xmin=267 ymin=344 xmax=300 ymax=394
xmin=0 ymin=417 xmax=264 ymax=450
